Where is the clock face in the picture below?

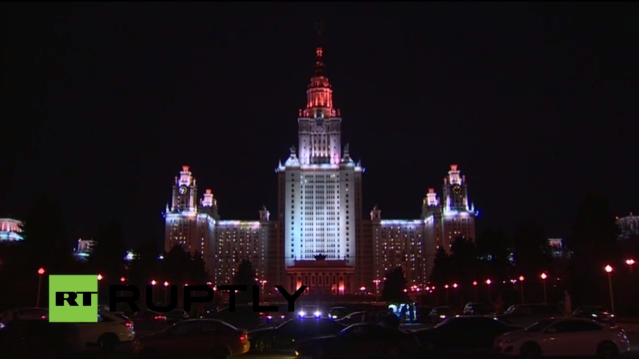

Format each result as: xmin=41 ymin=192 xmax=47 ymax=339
xmin=179 ymin=186 xmax=187 ymax=195
xmin=453 ymin=185 xmax=461 ymax=194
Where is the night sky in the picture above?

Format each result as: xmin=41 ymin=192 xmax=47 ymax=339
xmin=3 ymin=3 xmax=638 ymax=248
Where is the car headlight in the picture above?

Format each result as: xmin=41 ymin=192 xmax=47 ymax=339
xmin=439 ymin=315 xmax=446 ymax=319
xmin=299 ymin=311 xmax=306 ymax=317
xmin=314 ymin=311 xmax=321 ymax=317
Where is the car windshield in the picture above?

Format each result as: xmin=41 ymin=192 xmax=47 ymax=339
xmin=524 ymin=319 xmax=554 ymax=332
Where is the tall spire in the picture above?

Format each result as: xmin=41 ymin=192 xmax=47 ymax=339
xmin=314 ymin=21 xmax=325 ymax=76
xmin=304 ymin=21 xmax=336 ymax=118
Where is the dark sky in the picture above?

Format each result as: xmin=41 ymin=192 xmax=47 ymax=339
xmin=2 ymin=2 xmax=638 ymax=247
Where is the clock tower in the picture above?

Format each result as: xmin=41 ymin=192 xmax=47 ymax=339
xmin=170 ymin=165 xmax=198 ymax=212
xmin=441 ymin=164 xmax=477 ymax=251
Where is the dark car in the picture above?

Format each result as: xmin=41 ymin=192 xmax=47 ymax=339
xmin=498 ymin=303 xmax=564 ymax=328
xmin=428 ymin=306 xmax=454 ymax=324
xmin=573 ymin=306 xmax=616 ymax=325
xmin=130 ymin=319 xmax=249 ymax=359
xmin=463 ymin=302 xmax=495 ymax=315
xmin=0 ymin=319 xmax=83 ymax=358
xmin=130 ymin=309 xmax=168 ymax=331
xmin=328 ymin=306 xmax=351 ymax=320
xmin=249 ymin=317 xmax=345 ymax=353
xmin=414 ymin=316 xmax=518 ymax=354
xmin=212 ymin=305 xmax=262 ymax=330
xmin=296 ymin=323 xmax=420 ymax=359
xmin=165 ymin=309 xmax=189 ymax=324
xmin=337 ymin=311 xmax=366 ymax=325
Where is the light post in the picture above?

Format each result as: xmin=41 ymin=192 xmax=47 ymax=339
xmin=472 ymin=281 xmax=477 ymax=302
xmin=260 ymin=280 xmax=267 ymax=297
xmin=605 ymin=265 xmax=615 ymax=314
xmin=360 ymin=286 xmax=366 ymax=295
xmin=36 ymin=268 xmax=45 ymax=307
xmin=519 ymin=276 xmax=525 ymax=304
xmin=164 ymin=281 xmax=170 ymax=304
xmin=540 ymin=273 xmax=548 ymax=304
xmin=444 ymin=284 xmax=450 ymax=305
xmin=486 ymin=279 xmax=491 ymax=301
xmin=626 ymin=259 xmax=635 ymax=274
xmin=373 ymin=279 xmax=381 ymax=302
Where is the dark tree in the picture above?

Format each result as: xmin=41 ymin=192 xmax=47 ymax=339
xmin=128 ymin=240 xmax=161 ymax=286
xmin=511 ymin=222 xmax=553 ymax=278
xmin=162 ymin=246 xmax=192 ymax=285
xmin=382 ymin=266 xmax=409 ymax=303
xmin=449 ymin=237 xmax=478 ymax=285
xmin=567 ymin=195 xmax=620 ymax=306
xmin=233 ymin=259 xmax=257 ymax=304
xmin=429 ymin=247 xmax=451 ymax=285
xmin=91 ymin=221 xmax=127 ymax=280
xmin=188 ymin=253 xmax=209 ymax=285
xmin=476 ymin=229 xmax=512 ymax=281
xmin=19 ymin=195 xmax=73 ymax=273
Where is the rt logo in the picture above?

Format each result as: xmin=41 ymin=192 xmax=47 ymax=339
xmin=48 ymin=275 xmax=98 ymax=322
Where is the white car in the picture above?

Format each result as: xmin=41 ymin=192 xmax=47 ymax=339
xmin=494 ymin=317 xmax=630 ymax=358
xmin=79 ymin=311 xmax=135 ymax=352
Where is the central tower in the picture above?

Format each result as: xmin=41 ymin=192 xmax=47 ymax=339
xmin=298 ymin=47 xmax=342 ymax=166
xmin=277 ymin=46 xmax=363 ymax=279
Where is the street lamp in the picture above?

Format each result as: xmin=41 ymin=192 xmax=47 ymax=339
xmin=519 ymin=276 xmax=525 ymax=304
xmin=444 ymin=284 xmax=450 ymax=305
xmin=373 ymin=279 xmax=381 ymax=302
xmin=261 ymin=280 xmax=267 ymax=297
xmin=97 ymin=274 xmax=103 ymax=281
xmin=486 ymin=279 xmax=492 ymax=301
xmin=36 ymin=268 xmax=45 ymax=307
xmin=151 ymin=280 xmax=157 ymax=286
xmin=164 ymin=281 xmax=170 ymax=304
xmin=120 ymin=277 xmax=126 ymax=283
xmin=605 ymin=265 xmax=615 ymax=314
xmin=540 ymin=273 xmax=548 ymax=304
xmin=626 ymin=259 xmax=635 ymax=273
xmin=472 ymin=281 xmax=478 ymax=301
xmin=360 ymin=286 xmax=366 ymax=295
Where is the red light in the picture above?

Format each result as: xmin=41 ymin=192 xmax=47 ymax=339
xmin=38 ymin=268 xmax=45 ymax=275
xmin=125 ymin=322 xmax=132 ymax=328
xmin=41 ymin=315 xmax=47 ymax=320
xmin=154 ymin=315 xmax=166 ymax=320
xmin=240 ymin=334 xmax=247 ymax=343
xmin=120 ymin=277 xmax=126 ymax=283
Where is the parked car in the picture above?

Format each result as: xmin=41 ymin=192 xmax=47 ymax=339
xmin=463 ymin=302 xmax=496 ymax=315
xmin=573 ymin=306 xmax=616 ymax=325
xmin=79 ymin=311 xmax=135 ymax=352
xmin=131 ymin=319 xmax=249 ymax=359
xmin=0 ymin=319 xmax=83 ymax=358
xmin=295 ymin=323 xmax=420 ymax=359
xmin=428 ymin=306 xmax=454 ymax=324
xmin=494 ymin=317 xmax=630 ymax=357
xmin=337 ymin=311 xmax=366 ymax=325
xmin=249 ymin=317 xmax=345 ymax=353
xmin=414 ymin=316 xmax=518 ymax=354
xmin=130 ymin=310 xmax=168 ymax=331
xmin=498 ymin=304 xmax=564 ymax=328
xmin=328 ymin=306 xmax=351 ymax=320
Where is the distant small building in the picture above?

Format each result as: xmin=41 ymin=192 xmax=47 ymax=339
xmin=73 ymin=238 xmax=95 ymax=260
xmin=0 ymin=218 xmax=23 ymax=242
xmin=616 ymin=213 xmax=639 ymax=241
xmin=548 ymin=238 xmax=565 ymax=258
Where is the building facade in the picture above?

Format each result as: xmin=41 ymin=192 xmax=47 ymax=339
xmin=0 ymin=218 xmax=23 ymax=242
xmin=164 ymin=46 xmax=478 ymax=294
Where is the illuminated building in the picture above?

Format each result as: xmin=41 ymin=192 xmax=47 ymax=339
xmin=0 ymin=218 xmax=23 ymax=242
xmin=163 ymin=46 xmax=479 ymax=293
xmin=164 ymin=166 xmax=276 ymax=289
xmin=275 ymin=47 xmax=363 ymax=294
xmin=73 ymin=238 xmax=95 ymax=260
xmin=370 ymin=165 xmax=478 ymax=288
xmin=616 ymin=213 xmax=639 ymax=241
